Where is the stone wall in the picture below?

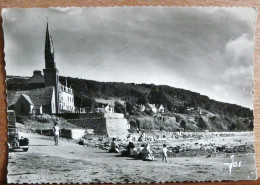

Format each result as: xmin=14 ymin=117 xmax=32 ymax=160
xmin=60 ymin=128 xmax=85 ymax=139
xmin=35 ymin=128 xmax=85 ymax=140
xmin=56 ymin=112 xmax=104 ymax=119
xmin=67 ymin=118 xmax=107 ymax=135
xmin=104 ymin=113 xmax=124 ymax=119
xmin=63 ymin=112 xmax=129 ymax=138
xmin=71 ymin=129 xmax=85 ymax=139
xmin=35 ymin=129 xmax=53 ymax=136
xmin=106 ymin=116 xmax=129 ymax=138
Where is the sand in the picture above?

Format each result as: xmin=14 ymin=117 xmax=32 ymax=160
xmin=7 ymin=132 xmax=257 ymax=183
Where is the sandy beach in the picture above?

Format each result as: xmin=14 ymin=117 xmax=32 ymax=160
xmin=7 ymin=132 xmax=257 ymax=183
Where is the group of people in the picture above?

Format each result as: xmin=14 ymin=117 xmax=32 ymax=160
xmin=109 ymin=138 xmax=168 ymax=162
xmin=52 ymin=121 xmax=168 ymax=162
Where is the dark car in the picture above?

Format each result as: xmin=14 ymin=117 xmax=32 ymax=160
xmin=8 ymin=126 xmax=29 ymax=152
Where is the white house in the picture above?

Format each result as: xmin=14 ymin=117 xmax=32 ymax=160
xmin=157 ymin=104 xmax=165 ymax=113
xmin=58 ymin=83 xmax=75 ymax=113
xmin=145 ymin=103 xmax=157 ymax=114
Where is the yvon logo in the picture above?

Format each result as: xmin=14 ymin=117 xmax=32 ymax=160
xmin=224 ymin=155 xmax=242 ymax=174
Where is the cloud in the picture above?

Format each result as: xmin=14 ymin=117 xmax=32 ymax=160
xmin=2 ymin=7 xmax=256 ymax=109
xmin=225 ymin=33 xmax=254 ymax=63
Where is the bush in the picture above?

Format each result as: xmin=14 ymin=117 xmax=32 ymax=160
xmin=197 ymin=116 xmax=208 ymax=129
xmin=180 ymin=119 xmax=187 ymax=129
xmin=129 ymin=120 xmax=139 ymax=129
xmin=16 ymin=115 xmax=27 ymax=124
xmin=114 ymin=101 xmax=125 ymax=113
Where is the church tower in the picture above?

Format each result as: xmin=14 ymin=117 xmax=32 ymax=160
xmin=43 ymin=21 xmax=60 ymax=113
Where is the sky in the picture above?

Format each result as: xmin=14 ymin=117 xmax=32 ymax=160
xmin=2 ymin=7 xmax=257 ymax=109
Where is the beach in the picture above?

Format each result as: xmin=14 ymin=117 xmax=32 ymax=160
xmin=7 ymin=132 xmax=257 ymax=183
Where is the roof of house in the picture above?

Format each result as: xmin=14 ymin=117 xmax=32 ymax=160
xmin=157 ymin=104 xmax=164 ymax=109
xmin=32 ymin=105 xmax=42 ymax=109
xmin=94 ymin=102 xmax=110 ymax=108
xmin=94 ymin=98 xmax=125 ymax=106
xmin=21 ymin=94 xmax=33 ymax=105
xmin=7 ymin=86 xmax=54 ymax=107
xmin=145 ymin=103 xmax=156 ymax=109
xmin=27 ymin=73 xmax=44 ymax=84
xmin=95 ymin=99 xmax=115 ymax=106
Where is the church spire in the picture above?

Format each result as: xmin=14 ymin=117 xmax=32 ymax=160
xmin=43 ymin=19 xmax=59 ymax=113
xmin=45 ymin=20 xmax=56 ymax=69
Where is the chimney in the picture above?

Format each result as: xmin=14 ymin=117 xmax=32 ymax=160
xmin=33 ymin=70 xmax=42 ymax=76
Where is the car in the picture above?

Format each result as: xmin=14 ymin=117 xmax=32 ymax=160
xmin=8 ymin=126 xmax=29 ymax=152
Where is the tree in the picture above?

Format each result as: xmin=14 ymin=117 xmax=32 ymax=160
xmin=114 ymin=101 xmax=125 ymax=113
xmin=126 ymin=102 xmax=136 ymax=115
xmin=137 ymin=93 xmax=148 ymax=105
xmin=180 ymin=119 xmax=187 ymax=129
xmin=248 ymin=120 xmax=254 ymax=130
xmin=148 ymin=88 xmax=173 ymax=110
xmin=129 ymin=120 xmax=139 ymax=129
xmin=197 ymin=116 xmax=208 ymax=129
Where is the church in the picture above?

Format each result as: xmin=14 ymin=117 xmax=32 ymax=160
xmin=7 ymin=22 xmax=75 ymax=115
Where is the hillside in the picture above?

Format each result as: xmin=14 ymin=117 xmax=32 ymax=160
xmin=6 ymin=75 xmax=254 ymax=132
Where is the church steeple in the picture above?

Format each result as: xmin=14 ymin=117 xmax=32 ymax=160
xmin=45 ymin=20 xmax=56 ymax=69
xmin=43 ymin=20 xmax=59 ymax=113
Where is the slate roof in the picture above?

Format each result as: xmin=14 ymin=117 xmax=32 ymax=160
xmin=95 ymin=99 xmax=115 ymax=106
xmin=27 ymin=73 xmax=44 ymax=84
xmin=21 ymin=94 xmax=33 ymax=105
xmin=32 ymin=105 xmax=42 ymax=109
xmin=145 ymin=103 xmax=156 ymax=109
xmin=7 ymin=86 xmax=54 ymax=107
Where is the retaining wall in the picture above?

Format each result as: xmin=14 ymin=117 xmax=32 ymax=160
xmin=35 ymin=128 xmax=85 ymax=139
xmin=106 ymin=117 xmax=128 ymax=138
xmin=56 ymin=112 xmax=104 ymax=119
xmin=64 ymin=112 xmax=129 ymax=138
xmin=67 ymin=118 xmax=107 ymax=135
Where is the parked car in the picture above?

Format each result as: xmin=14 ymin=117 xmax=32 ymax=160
xmin=8 ymin=126 xmax=29 ymax=152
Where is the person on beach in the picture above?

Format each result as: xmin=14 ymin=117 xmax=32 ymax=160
xmin=109 ymin=138 xmax=119 ymax=153
xmin=11 ymin=135 xmax=20 ymax=147
xmin=140 ymin=143 xmax=154 ymax=161
xmin=121 ymin=142 xmax=137 ymax=157
xmin=162 ymin=144 xmax=168 ymax=162
xmin=129 ymin=143 xmax=137 ymax=157
xmin=122 ymin=142 xmax=134 ymax=156
xmin=53 ymin=121 xmax=60 ymax=146
xmin=136 ymin=144 xmax=145 ymax=159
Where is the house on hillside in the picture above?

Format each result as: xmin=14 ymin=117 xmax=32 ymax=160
xmin=94 ymin=99 xmax=118 ymax=113
xmin=58 ymin=82 xmax=75 ymax=113
xmin=157 ymin=104 xmax=165 ymax=113
xmin=145 ymin=103 xmax=157 ymax=114
xmin=94 ymin=103 xmax=114 ymax=113
xmin=7 ymin=86 xmax=56 ymax=115
xmin=138 ymin=104 xmax=146 ymax=112
xmin=75 ymin=107 xmax=86 ymax=113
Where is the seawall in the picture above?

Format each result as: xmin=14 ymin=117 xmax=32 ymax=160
xmin=57 ymin=112 xmax=128 ymax=138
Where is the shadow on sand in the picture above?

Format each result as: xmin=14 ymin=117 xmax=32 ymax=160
xmin=94 ymin=151 xmax=111 ymax=154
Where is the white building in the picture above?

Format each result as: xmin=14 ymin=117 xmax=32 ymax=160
xmin=59 ymin=83 xmax=75 ymax=113
xmin=157 ymin=104 xmax=165 ymax=113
